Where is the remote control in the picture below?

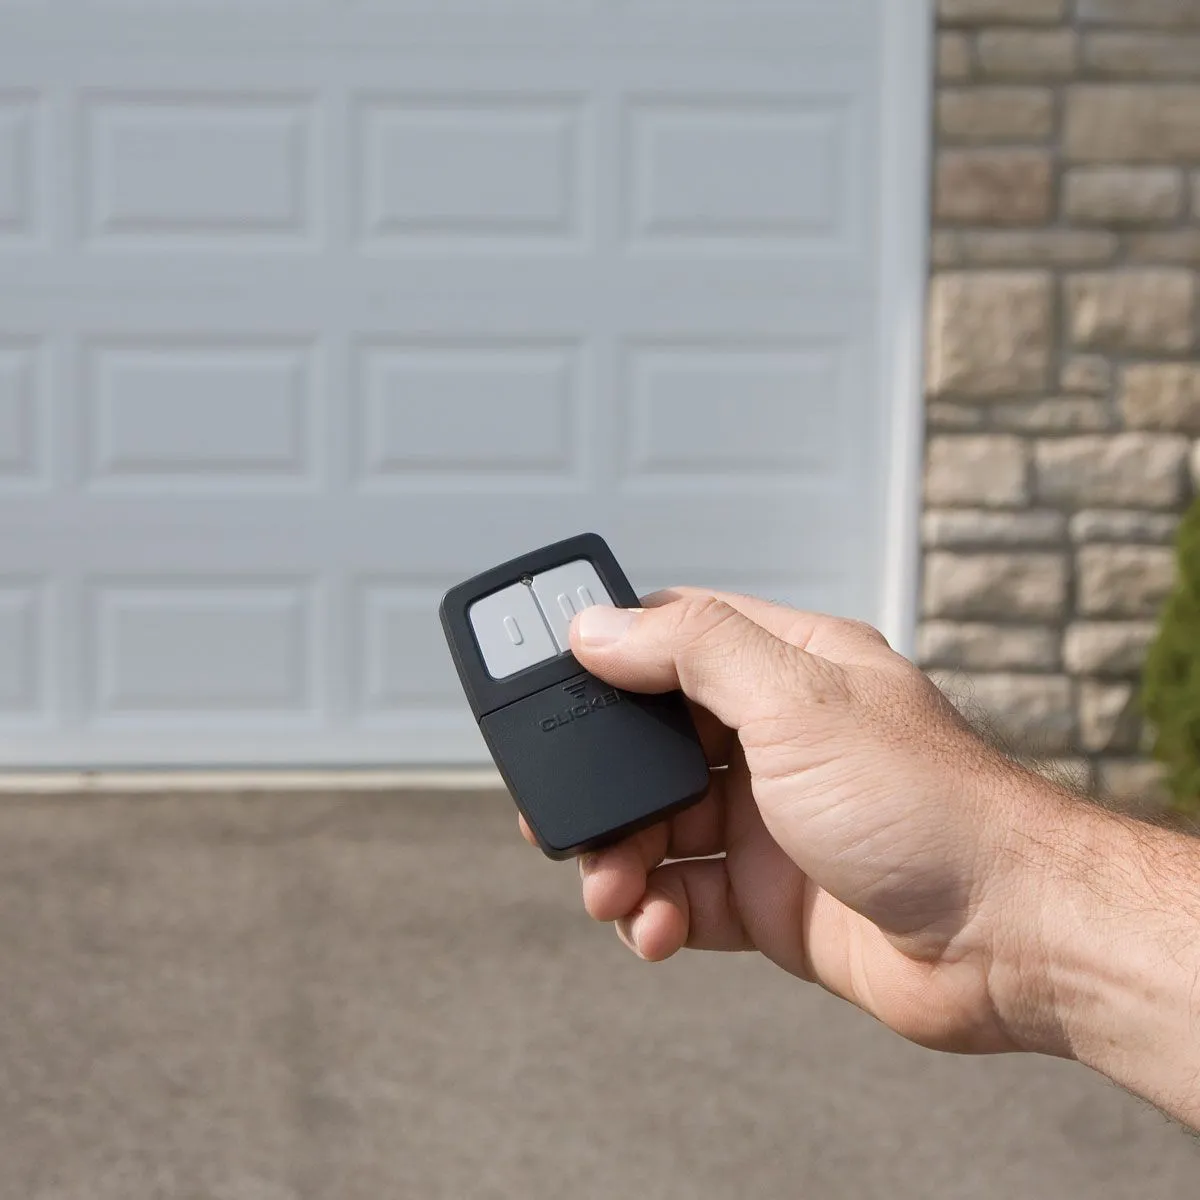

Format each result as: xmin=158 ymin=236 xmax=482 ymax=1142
xmin=439 ymin=532 xmax=710 ymax=859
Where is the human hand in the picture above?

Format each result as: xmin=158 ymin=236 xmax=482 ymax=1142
xmin=518 ymin=589 xmax=1058 ymax=1056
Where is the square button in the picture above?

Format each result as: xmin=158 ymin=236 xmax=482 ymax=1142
xmin=530 ymin=559 xmax=614 ymax=651
xmin=468 ymin=583 xmax=558 ymax=680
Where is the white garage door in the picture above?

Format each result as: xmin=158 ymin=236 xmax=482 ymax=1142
xmin=0 ymin=3 xmax=929 ymax=768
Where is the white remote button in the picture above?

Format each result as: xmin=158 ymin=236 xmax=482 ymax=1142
xmin=530 ymin=559 xmax=615 ymax=652
xmin=468 ymin=583 xmax=558 ymax=680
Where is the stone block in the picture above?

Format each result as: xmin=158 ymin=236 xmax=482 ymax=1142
xmin=939 ymin=0 xmax=1066 ymax=21
xmin=977 ymin=28 xmax=1077 ymax=77
xmin=1065 ymin=86 xmax=1200 ymax=163
xmin=1063 ymin=167 xmax=1183 ymax=225
xmin=1083 ymin=32 xmax=1200 ymax=78
xmin=1069 ymin=509 xmax=1181 ymax=544
xmin=918 ymin=622 xmax=1060 ymax=671
xmin=1096 ymin=758 xmax=1172 ymax=814
xmin=922 ymin=508 xmax=1067 ymax=548
xmin=936 ymin=150 xmax=1054 ymax=225
xmin=1077 ymin=544 xmax=1177 ymax=618
xmin=927 ymin=272 xmax=1053 ymax=397
xmin=1063 ymin=621 xmax=1159 ymax=676
xmin=924 ymin=436 xmax=1030 ymax=507
xmin=1066 ymin=270 xmax=1194 ymax=354
xmin=1078 ymin=0 xmax=1200 ymax=26
xmin=923 ymin=552 xmax=1068 ymax=620
xmin=939 ymin=32 xmax=973 ymax=80
xmin=1035 ymin=434 xmax=1190 ymax=509
xmin=939 ymin=87 xmax=1055 ymax=143
xmin=1125 ymin=230 xmax=1200 ymax=264
xmin=933 ymin=672 xmax=1075 ymax=755
xmin=1121 ymin=365 xmax=1200 ymax=433
xmin=1080 ymin=681 xmax=1142 ymax=754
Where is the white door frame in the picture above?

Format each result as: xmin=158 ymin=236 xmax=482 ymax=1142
xmin=877 ymin=3 xmax=933 ymax=660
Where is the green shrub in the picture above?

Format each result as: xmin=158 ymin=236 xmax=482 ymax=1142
xmin=1142 ymin=496 xmax=1200 ymax=816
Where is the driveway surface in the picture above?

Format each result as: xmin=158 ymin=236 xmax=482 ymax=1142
xmin=0 ymin=789 xmax=1195 ymax=1199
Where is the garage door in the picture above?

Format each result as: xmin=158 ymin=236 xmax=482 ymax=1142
xmin=0 ymin=3 xmax=929 ymax=768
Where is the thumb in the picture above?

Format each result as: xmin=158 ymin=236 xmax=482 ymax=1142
xmin=569 ymin=594 xmax=823 ymax=733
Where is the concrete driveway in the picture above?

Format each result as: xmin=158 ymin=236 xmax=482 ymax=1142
xmin=0 ymin=789 xmax=1195 ymax=1199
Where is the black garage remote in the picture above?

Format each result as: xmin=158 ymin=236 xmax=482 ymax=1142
xmin=439 ymin=532 xmax=710 ymax=859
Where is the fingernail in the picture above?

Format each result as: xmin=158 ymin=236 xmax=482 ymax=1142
xmin=619 ymin=913 xmax=647 ymax=959
xmin=575 ymin=605 xmax=637 ymax=646
xmin=630 ymin=915 xmax=646 ymax=956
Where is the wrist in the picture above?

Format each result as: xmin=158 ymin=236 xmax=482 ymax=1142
xmin=983 ymin=783 xmax=1110 ymax=1060
xmin=987 ymin=781 xmax=1200 ymax=1124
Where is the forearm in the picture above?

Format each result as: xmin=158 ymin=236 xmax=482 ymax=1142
xmin=992 ymin=789 xmax=1200 ymax=1128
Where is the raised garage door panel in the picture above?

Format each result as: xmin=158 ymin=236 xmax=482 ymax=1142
xmin=0 ymin=3 xmax=897 ymax=767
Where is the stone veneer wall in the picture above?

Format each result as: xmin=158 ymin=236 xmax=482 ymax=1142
xmin=920 ymin=0 xmax=1200 ymax=806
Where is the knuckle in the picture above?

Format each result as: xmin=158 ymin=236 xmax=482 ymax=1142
xmin=837 ymin=617 xmax=889 ymax=646
xmin=677 ymin=592 xmax=730 ymax=623
xmin=671 ymin=595 xmax=743 ymax=653
xmin=672 ymin=596 xmax=808 ymax=715
xmin=657 ymin=595 xmax=747 ymax=693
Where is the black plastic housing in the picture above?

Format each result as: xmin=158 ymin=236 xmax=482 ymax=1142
xmin=439 ymin=532 xmax=709 ymax=859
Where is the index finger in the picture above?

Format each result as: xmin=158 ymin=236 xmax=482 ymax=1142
xmin=641 ymin=587 xmax=889 ymax=661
